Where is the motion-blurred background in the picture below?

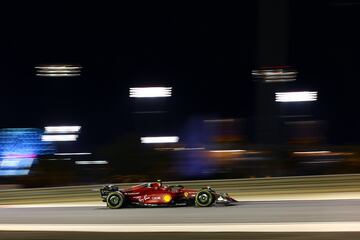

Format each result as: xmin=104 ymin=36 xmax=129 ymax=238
xmin=0 ymin=0 xmax=360 ymax=188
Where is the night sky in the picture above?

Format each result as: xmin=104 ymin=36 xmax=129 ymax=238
xmin=0 ymin=1 xmax=359 ymax=148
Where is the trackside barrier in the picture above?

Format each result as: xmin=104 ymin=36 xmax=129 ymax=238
xmin=1 ymin=174 xmax=360 ymax=205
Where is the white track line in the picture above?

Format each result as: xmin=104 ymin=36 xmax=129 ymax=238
xmin=238 ymin=192 xmax=360 ymax=201
xmin=0 ymin=222 xmax=360 ymax=232
xmin=0 ymin=202 xmax=104 ymax=208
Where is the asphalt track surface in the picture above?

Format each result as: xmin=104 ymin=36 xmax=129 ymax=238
xmin=1 ymin=199 xmax=360 ymax=224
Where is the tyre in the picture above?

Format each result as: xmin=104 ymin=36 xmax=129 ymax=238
xmin=195 ymin=189 xmax=215 ymax=207
xmin=106 ymin=192 xmax=125 ymax=209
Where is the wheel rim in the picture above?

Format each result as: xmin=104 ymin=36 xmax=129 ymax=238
xmin=109 ymin=195 xmax=120 ymax=206
xmin=198 ymin=193 xmax=209 ymax=203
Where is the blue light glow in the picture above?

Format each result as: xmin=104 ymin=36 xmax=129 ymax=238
xmin=0 ymin=169 xmax=30 ymax=176
xmin=0 ymin=158 xmax=35 ymax=169
xmin=0 ymin=128 xmax=55 ymax=176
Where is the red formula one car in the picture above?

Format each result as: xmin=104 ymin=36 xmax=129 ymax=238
xmin=100 ymin=180 xmax=237 ymax=209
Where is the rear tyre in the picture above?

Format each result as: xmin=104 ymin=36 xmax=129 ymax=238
xmin=106 ymin=192 xmax=125 ymax=209
xmin=195 ymin=189 xmax=215 ymax=207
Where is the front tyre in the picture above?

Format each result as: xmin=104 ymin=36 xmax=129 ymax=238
xmin=195 ymin=189 xmax=215 ymax=207
xmin=106 ymin=192 xmax=125 ymax=209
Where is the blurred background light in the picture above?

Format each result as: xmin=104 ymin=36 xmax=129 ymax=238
xmin=129 ymin=87 xmax=172 ymax=98
xmin=41 ymin=134 xmax=78 ymax=142
xmin=275 ymin=91 xmax=318 ymax=102
xmin=141 ymin=136 xmax=179 ymax=143
xmin=293 ymin=151 xmax=331 ymax=155
xmin=0 ymin=128 xmax=55 ymax=176
xmin=75 ymin=160 xmax=108 ymax=165
xmin=173 ymin=147 xmax=205 ymax=151
xmin=54 ymin=152 xmax=91 ymax=156
xmin=154 ymin=147 xmax=205 ymax=151
xmin=46 ymin=158 xmax=72 ymax=161
xmin=252 ymin=66 xmax=297 ymax=82
xmin=0 ymin=158 xmax=34 ymax=168
xmin=45 ymin=126 xmax=81 ymax=133
xmin=0 ymin=169 xmax=30 ymax=176
xmin=209 ymin=149 xmax=245 ymax=153
xmin=35 ymin=64 xmax=82 ymax=77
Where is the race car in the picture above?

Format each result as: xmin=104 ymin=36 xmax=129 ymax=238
xmin=100 ymin=180 xmax=237 ymax=209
